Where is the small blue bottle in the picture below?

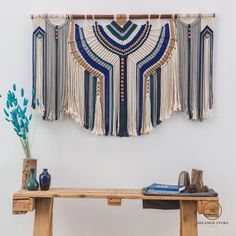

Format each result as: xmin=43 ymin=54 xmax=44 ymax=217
xmin=39 ymin=169 xmax=51 ymax=191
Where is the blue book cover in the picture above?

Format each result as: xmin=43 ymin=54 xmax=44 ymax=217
xmin=147 ymin=183 xmax=185 ymax=192
xmin=146 ymin=189 xmax=183 ymax=194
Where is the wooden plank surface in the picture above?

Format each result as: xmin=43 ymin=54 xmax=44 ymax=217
xmin=13 ymin=188 xmax=219 ymax=201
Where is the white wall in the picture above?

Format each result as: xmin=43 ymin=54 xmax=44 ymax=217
xmin=0 ymin=0 xmax=236 ymax=235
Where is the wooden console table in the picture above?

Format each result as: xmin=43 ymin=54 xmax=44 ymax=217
xmin=12 ymin=188 xmax=219 ymax=236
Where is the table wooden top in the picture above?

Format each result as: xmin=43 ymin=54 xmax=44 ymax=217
xmin=13 ymin=188 xmax=219 ymax=201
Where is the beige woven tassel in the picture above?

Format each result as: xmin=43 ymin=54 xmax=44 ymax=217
xmin=142 ymin=76 xmax=153 ymax=134
xmin=172 ymin=44 xmax=181 ymax=112
xmin=142 ymin=92 xmax=153 ymax=134
xmin=92 ymin=78 xmax=104 ymax=135
xmin=92 ymin=96 xmax=103 ymax=135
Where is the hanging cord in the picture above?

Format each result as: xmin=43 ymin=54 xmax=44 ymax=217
xmin=151 ymin=13 xmax=161 ymax=27
xmin=92 ymin=14 xmax=95 ymax=25
xmin=126 ymin=14 xmax=129 ymax=22
xmin=202 ymin=13 xmax=213 ymax=26
xmin=84 ymin=14 xmax=88 ymax=27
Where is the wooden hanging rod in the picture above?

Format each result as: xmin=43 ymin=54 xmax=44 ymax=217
xmin=31 ymin=13 xmax=216 ymax=20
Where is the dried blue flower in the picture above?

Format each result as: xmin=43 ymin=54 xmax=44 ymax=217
xmin=14 ymin=127 xmax=19 ymax=133
xmin=14 ymin=99 xmax=17 ymax=106
xmin=4 ymin=84 xmax=33 ymax=158
xmin=6 ymin=101 xmax=10 ymax=109
xmin=25 ymin=123 xmax=29 ymax=133
xmin=21 ymin=88 xmax=24 ymax=97
xmin=20 ymin=120 xmax=25 ymax=128
xmin=22 ymin=133 xmax=26 ymax=140
xmin=3 ymin=108 xmax=9 ymax=117
xmin=23 ymin=98 xmax=28 ymax=106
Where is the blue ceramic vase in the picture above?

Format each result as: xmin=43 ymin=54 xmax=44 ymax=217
xmin=26 ymin=168 xmax=39 ymax=191
xmin=39 ymin=169 xmax=51 ymax=191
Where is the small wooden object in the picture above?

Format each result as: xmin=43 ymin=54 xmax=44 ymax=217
xmin=115 ymin=14 xmax=128 ymax=27
xmin=197 ymin=200 xmax=220 ymax=219
xmin=107 ymin=198 xmax=122 ymax=206
xmin=178 ymin=171 xmax=190 ymax=190
xmin=22 ymin=158 xmax=37 ymax=189
xmin=12 ymin=197 xmax=35 ymax=214
xmin=191 ymin=169 xmax=204 ymax=191
xmin=12 ymin=188 xmax=219 ymax=236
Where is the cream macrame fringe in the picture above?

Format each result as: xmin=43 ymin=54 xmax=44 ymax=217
xmin=66 ymin=51 xmax=84 ymax=126
xmin=127 ymin=59 xmax=137 ymax=136
xmin=92 ymin=95 xmax=104 ymax=135
xmin=127 ymin=19 xmax=162 ymax=136
xmin=160 ymin=42 xmax=180 ymax=121
xmin=142 ymin=92 xmax=153 ymax=134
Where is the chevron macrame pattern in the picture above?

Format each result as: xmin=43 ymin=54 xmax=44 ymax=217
xmin=32 ymin=15 xmax=215 ymax=137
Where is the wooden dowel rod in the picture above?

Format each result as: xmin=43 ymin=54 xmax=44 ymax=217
xmin=129 ymin=14 xmax=175 ymax=19
xmin=71 ymin=13 xmax=216 ymax=19
xmin=72 ymin=14 xmax=114 ymax=20
xmin=31 ymin=13 xmax=216 ymax=20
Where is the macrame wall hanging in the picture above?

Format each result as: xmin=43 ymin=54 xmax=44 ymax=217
xmin=31 ymin=13 xmax=215 ymax=137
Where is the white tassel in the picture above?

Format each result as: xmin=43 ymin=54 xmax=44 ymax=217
xmin=65 ymin=49 xmax=73 ymax=117
xmin=76 ymin=66 xmax=85 ymax=125
xmin=172 ymin=44 xmax=181 ymax=112
xmin=113 ymin=60 xmax=120 ymax=136
xmin=127 ymin=59 xmax=137 ymax=136
xmin=160 ymin=65 xmax=166 ymax=121
xmin=66 ymin=51 xmax=85 ymax=127
xmin=159 ymin=43 xmax=180 ymax=121
xmin=142 ymin=93 xmax=153 ymax=134
xmin=92 ymin=95 xmax=104 ymax=135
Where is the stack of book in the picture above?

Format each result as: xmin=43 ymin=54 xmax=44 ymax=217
xmin=146 ymin=183 xmax=185 ymax=194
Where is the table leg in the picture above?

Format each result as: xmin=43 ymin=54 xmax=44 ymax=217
xmin=180 ymin=201 xmax=198 ymax=236
xmin=33 ymin=198 xmax=53 ymax=236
